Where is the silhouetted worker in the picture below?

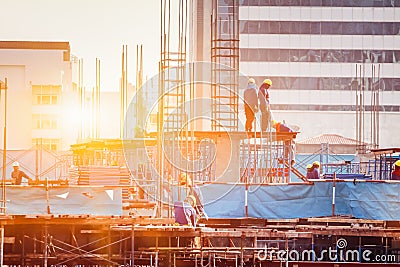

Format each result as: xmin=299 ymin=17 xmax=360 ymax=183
xmin=272 ymin=120 xmax=296 ymax=166
xmin=392 ymin=160 xmax=400 ymax=180
xmin=179 ymin=173 xmax=208 ymax=220
xmin=11 ymin=162 xmax=33 ymax=185
xmin=310 ymin=161 xmax=321 ymax=179
xmin=259 ymin=79 xmax=272 ymax=131
xmin=244 ymin=78 xmax=259 ymax=132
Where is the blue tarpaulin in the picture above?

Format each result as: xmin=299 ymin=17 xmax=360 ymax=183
xmin=199 ymin=182 xmax=400 ymax=221
xmin=5 ymin=182 xmax=400 ymax=220
xmin=6 ymin=186 xmax=122 ymax=215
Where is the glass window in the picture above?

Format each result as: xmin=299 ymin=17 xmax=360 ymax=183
xmin=382 ymin=22 xmax=394 ymax=35
xmin=309 ymin=0 xmax=322 ymax=5
xmin=259 ymin=21 xmax=269 ymax=33
xmin=331 ymin=0 xmax=343 ymax=6
xmin=279 ymin=21 xmax=292 ymax=34
xmin=239 ymin=21 xmax=246 ymax=34
xmin=269 ymin=0 xmax=281 ymax=5
xmin=299 ymin=21 xmax=310 ymax=34
xmin=310 ymin=22 xmax=320 ymax=34
xmin=393 ymin=50 xmax=400 ymax=63
xmin=251 ymin=0 xmax=261 ymax=4
xmin=298 ymin=49 xmax=308 ymax=62
xmin=393 ymin=23 xmax=400 ymax=34
xmin=322 ymin=0 xmax=332 ymax=6
xmin=248 ymin=21 xmax=259 ymax=34
xmin=290 ymin=49 xmax=300 ymax=62
xmin=321 ymin=22 xmax=341 ymax=34
xmin=219 ymin=0 xmax=234 ymax=6
xmin=42 ymin=95 xmax=51 ymax=104
xmin=393 ymin=79 xmax=400 ymax=91
xmin=269 ymin=21 xmax=280 ymax=34
xmin=279 ymin=49 xmax=290 ymax=61
xmin=341 ymin=0 xmax=352 ymax=6
xmin=269 ymin=49 xmax=281 ymax=61
xmin=363 ymin=23 xmax=373 ymax=35
xmin=259 ymin=49 xmax=269 ymax=60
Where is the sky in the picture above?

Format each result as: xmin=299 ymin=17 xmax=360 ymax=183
xmin=0 ymin=0 xmax=162 ymax=91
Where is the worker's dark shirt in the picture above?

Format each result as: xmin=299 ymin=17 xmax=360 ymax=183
xmin=308 ymin=167 xmax=320 ymax=179
xmin=306 ymin=170 xmax=313 ymax=179
xmin=11 ymin=170 xmax=30 ymax=185
xmin=392 ymin=169 xmax=400 ymax=180
xmin=275 ymin=123 xmax=293 ymax=133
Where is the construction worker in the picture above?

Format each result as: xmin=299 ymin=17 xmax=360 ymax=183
xmin=272 ymin=120 xmax=295 ymax=166
xmin=310 ymin=161 xmax=321 ymax=179
xmin=11 ymin=162 xmax=33 ymax=185
xmin=306 ymin=164 xmax=313 ymax=179
xmin=243 ymin=78 xmax=259 ymax=132
xmin=259 ymin=79 xmax=272 ymax=131
xmin=392 ymin=160 xmax=400 ymax=180
xmin=179 ymin=173 xmax=208 ymax=221
xmin=272 ymin=119 xmax=293 ymax=133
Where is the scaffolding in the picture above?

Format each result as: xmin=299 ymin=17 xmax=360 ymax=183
xmin=210 ymin=0 xmax=240 ymax=132
xmin=158 ymin=0 xmax=189 ymax=217
xmin=354 ymin=63 xmax=381 ymax=153
xmin=1 ymin=216 xmax=399 ymax=266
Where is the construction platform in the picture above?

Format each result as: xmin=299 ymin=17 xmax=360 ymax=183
xmin=0 ymin=215 xmax=399 ymax=266
xmin=0 ymin=179 xmax=398 ymax=266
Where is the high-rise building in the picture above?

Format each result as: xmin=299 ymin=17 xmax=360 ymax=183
xmin=191 ymin=0 xmax=400 ymax=148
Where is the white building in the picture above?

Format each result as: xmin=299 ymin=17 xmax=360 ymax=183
xmin=0 ymin=41 xmax=79 ymax=151
xmin=0 ymin=41 xmax=131 ymax=151
xmin=190 ymin=0 xmax=400 ymax=148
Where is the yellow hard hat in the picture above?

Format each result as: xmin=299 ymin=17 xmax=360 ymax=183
xmin=263 ymin=79 xmax=272 ymax=86
xmin=248 ymin=78 xmax=255 ymax=84
xmin=272 ymin=120 xmax=277 ymax=127
xmin=395 ymin=160 xmax=400 ymax=168
xmin=306 ymin=164 xmax=312 ymax=169
xmin=313 ymin=161 xmax=320 ymax=167
xmin=184 ymin=195 xmax=197 ymax=207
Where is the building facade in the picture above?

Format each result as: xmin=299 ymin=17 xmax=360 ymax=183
xmin=191 ymin=0 xmax=400 ymax=148
xmin=0 ymin=41 xmax=79 ymax=151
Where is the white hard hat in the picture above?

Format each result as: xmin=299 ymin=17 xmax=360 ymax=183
xmin=248 ymin=78 xmax=255 ymax=84
xmin=12 ymin=161 xmax=19 ymax=167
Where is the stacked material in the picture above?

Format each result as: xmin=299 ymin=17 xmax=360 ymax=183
xmin=69 ymin=166 xmax=130 ymax=186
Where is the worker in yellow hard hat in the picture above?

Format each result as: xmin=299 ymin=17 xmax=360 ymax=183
xmin=306 ymin=164 xmax=313 ymax=179
xmin=179 ymin=173 xmax=208 ymax=220
xmin=258 ymin=79 xmax=272 ymax=131
xmin=272 ymin=120 xmax=296 ymax=166
xmin=310 ymin=161 xmax=321 ymax=179
xmin=392 ymin=160 xmax=400 ymax=180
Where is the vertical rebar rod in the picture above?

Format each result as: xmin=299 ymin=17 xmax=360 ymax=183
xmin=1 ymin=78 xmax=7 ymax=214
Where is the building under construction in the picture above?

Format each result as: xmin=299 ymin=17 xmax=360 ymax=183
xmin=1 ymin=0 xmax=400 ymax=267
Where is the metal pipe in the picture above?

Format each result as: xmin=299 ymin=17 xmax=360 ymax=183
xmin=1 ymin=78 xmax=7 ymax=214
xmin=332 ymin=172 xmax=336 ymax=216
xmin=0 ymin=225 xmax=4 ymax=267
